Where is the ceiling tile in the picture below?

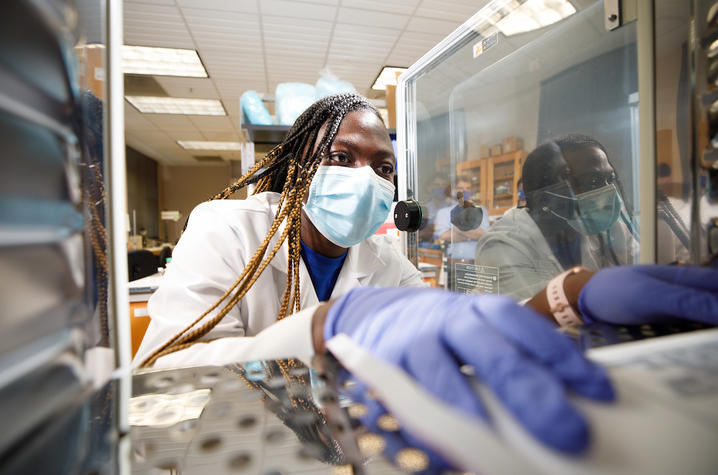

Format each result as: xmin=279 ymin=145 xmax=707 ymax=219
xmin=296 ymin=0 xmax=340 ymax=4
xmin=414 ymin=0 xmax=485 ymax=23
xmin=336 ymin=7 xmax=409 ymax=29
xmin=387 ymin=30 xmax=448 ymax=66
xmin=176 ymin=0 xmax=257 ymax=12
xmin=405 ymin=16 xmax=461 ymax=36
xmin=201 ymin=130 xmax=241 ymax=141
xmin=167 ymin=130 xmax=205 ymax=141
xmin=224 ymin=99 xmax=241 ymax=116
xmin=154 ymin=77 xmax=219 ymax=98
xmin=189 ymin=115 xmax=235 ymax=132
xmin=327 ymin=24 xmax=400 ymax=65
xmin=147 ymin=114 xmax=200 ymax=132
xmin=214 ymin=78 xmax=265 ymax=97
xmin=125 ymin=0 xmax=175 ymax=6
xmin=260 ymin=1 xmax=337 ymax=21
xmin=124 ymin=102 xmax=159 ymax=131
xmin=123 ymin=3 xmax=195 ymax=49
xmin=340 ymin=0 xmax=419 ymax=15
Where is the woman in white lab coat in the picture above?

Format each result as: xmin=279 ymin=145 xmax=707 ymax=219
xmin=136 ymin=93 xmax=423 ymax=368
xmin=475 ymin=136 xmax=639 ymax=301
xmin=133 ymin=99 xmax=718 ymax=463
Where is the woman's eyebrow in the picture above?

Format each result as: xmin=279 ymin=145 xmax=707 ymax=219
xmin=333 ymin=136 xmax=395 ymax=162
xmin=331 ymin=137 xmax=358 ymax=150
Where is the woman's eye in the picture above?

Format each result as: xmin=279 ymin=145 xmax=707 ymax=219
xmin=330 ymin=153 xmax=350 ymax=164
xmin=379 ymin=165 xmax=394 ymax=176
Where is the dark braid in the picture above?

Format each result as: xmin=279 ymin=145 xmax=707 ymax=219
xmin=142 ymin=93 xmax=379 ymax=367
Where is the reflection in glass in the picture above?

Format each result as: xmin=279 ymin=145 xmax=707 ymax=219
xmin=409 ymin=2 xmax=642 ymax=298
xmin=476 ymin=135 xmax=639 ymax=300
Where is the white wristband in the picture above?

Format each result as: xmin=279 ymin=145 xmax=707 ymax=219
xmin=546 ymin=266 xmax=585 ymax=328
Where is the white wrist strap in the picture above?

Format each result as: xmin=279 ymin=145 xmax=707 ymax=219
xmin=546 ymin=266 xmax=584 ymax=327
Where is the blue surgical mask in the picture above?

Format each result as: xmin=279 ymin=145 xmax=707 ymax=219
xmin=303 ymin=165 xmax=395 ymax=247
xmin=543 ymin=183 xmax=621 ymax=235
xmin=459 ymin=190 xmax=474 ymax=201
xmin=572 ymin=184 xmax=622 ymax=235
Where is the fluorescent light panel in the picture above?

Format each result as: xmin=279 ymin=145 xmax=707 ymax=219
xmin=126 ymin=96 xmax=226 ymax=115
xmin=477 ymin=0 xmax=576 ymax=36
xmin=178 ymin=140 xmax=242 ymax=151
xmin=371 ymin=66 xmax=408 ymax=91
xmin=122 ymin=45 xmax=207 ymax=77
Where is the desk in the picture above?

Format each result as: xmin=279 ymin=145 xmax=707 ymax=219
xmin=128 ymin=272 xmax=163 ymax=357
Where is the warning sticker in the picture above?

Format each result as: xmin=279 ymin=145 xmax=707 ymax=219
xmin=473 ymin=32 xmax=498 ymax=58
xmin=453 ymin=263 xmax=499 ymax=295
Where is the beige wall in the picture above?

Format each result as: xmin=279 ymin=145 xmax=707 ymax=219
xmin=158 ymin=164 xmax=246 ymax=243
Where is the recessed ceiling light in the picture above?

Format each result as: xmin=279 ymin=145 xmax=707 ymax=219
xmin=122 ymin=45 xmax=208 ymax=77
xmin=477 ymin=0 xmax=576 ymax=37
xmin=178 ymin=141 xmax=242 ymax=151
xmin=371 ymin=66 xmax=408 ymax=91
xmin=126 ymin=96 xmax=226 ymax=115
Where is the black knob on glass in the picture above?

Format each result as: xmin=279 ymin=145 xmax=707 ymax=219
xmin=394 ymin=199 xmax=427 ymax=232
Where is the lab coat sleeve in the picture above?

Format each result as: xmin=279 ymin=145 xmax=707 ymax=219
xmin=398 ymin=251 xmax=428 ymax=288
xmin=148 ymin=305 xmax=318 ymax=369
xmin=475 ymin=237 xmax=554 ymax=301
xmin=134 ymin=202 xmax=252 ymax=365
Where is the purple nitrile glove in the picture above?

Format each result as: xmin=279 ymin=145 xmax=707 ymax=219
xmin=579 ymin=265 xmax=718 ymax=325
xmin=324 ymin=286 xmax=615 ymax=464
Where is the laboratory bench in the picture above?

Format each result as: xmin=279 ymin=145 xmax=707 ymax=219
xmin=127 ymin=327 xmax=718 ymax=475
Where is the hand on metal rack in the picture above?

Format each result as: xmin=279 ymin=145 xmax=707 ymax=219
xmin=320 ymin=286 xmax=615 ymax=469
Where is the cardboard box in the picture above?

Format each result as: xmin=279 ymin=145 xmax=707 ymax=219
xmin=479 ymin=144 xmax=490 ymax=158
xmin=502 ymin=136 xmax=524 ymax=152
xmin=490 ymin=144 xmax=503 ymax=156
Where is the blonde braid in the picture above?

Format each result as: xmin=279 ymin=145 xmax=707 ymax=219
xmin=140 ymin=93 xmax=379 ymax=367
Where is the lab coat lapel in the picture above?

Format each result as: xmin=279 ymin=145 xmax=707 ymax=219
xmin=331 ymin=240 xmax=382 ymax=299
xmin=298 ymin=257 xmax=319 ymax=307
xmin=266 ymin=223 xmax=319 ymax=309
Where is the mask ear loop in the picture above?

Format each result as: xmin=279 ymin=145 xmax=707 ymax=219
xmin=540 ymin=189 xmax=578 ymax=220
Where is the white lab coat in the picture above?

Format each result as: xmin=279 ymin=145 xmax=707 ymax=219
xmin=474 ymin=207 xmax=638 ymax=301
xmin=134 ymin=192 xmax=424 ymax=368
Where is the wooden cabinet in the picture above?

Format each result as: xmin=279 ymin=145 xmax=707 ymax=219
xmin=455 ymin=150 xmax=524 ymax=216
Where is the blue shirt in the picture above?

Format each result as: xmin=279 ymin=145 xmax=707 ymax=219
xmin=300 ymin=241 xmax=348 ymax=301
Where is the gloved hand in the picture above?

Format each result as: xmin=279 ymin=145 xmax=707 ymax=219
xmin=578 ymin=265 xmax=718 ymax=326
xmin=324 ymin=286 xmax=615 ymax=463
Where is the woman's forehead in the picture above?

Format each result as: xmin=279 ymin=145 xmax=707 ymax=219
xmin=316 ymin=109 xmax=392 ymax=154
xmin=335 ymin=109 xmax=387 ymax=137
xmin=565 ymin=146 xmax=611 ymax=173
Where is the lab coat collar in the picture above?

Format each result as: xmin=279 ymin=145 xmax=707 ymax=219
xmin=331 ymin=238 xmax=385 ymax=298
xmin=266 ymin=219 xmax=385 ymax=302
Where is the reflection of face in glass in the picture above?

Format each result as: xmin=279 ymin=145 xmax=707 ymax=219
xmin=429 ymin=177 xmax=449 ymax=201
xmin=538 ymin=169 xmax=622 ymax=235
xmin=455 ymin=180 xmax=473 ymax=201
xmin=572 ymin=184 xmax=622 ymax=234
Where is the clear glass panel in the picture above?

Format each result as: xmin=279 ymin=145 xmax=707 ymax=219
xmin=411 ymin=1 xmax=640 ymax=300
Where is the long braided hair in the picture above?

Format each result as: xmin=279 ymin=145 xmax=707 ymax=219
xmin=141 ymin=93 xmax=380 ymax=367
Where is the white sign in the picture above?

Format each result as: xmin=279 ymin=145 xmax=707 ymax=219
xmin=161 ymin=210 xmax=181 ymax=221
